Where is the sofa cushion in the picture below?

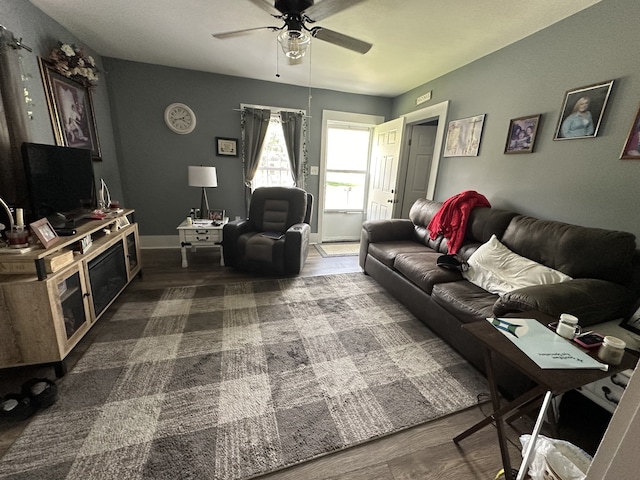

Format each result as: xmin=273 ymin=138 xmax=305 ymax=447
xmin=367 ymin=241 xmax=434 ymax=268
xmin=494 ymin=278 xmax=636 ymax=326
xmin=463 ymin=235 xmax=572 ymax=295
xmin=501 ymin=215 xmax=636 ymax=285
xmin=431 ymin=281 xmax=498 ymax=324
xmin=394 ymin=252 xmax=463 ymax=294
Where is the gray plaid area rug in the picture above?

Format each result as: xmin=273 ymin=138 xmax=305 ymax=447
xmin=0 ymin=273 xmax=487 ymax=480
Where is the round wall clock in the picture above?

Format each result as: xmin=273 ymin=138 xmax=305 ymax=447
xmin=164 ymin=103 xmax=197 ymax=134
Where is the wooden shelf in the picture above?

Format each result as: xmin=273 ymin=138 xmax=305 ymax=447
xmin=0 ymin=210 xmax=141 ymax=373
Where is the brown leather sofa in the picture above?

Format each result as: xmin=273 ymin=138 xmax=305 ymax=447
xmin=360 ymin=198 xmax=640 ymax=397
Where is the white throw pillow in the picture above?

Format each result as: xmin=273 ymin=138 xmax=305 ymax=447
xmin=462 ymin=234 xmax=572 ymax=295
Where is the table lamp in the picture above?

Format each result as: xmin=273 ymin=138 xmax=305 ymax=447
xmin=188 ymin=166 xmax=217 ymax=219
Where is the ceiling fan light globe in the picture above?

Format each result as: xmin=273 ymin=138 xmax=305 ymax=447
xmin=278 ymin=30 xmax=310 ymax=60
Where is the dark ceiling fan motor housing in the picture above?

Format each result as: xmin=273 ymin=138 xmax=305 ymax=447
xmin=274 ymin=0 xmax=314 ymax=14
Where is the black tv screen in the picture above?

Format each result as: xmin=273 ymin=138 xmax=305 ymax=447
xmin=22 ymin=142 xmax=96 ymax=224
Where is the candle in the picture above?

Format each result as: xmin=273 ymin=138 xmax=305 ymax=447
xmin=16 ymin=208 xmax=24 ymax=227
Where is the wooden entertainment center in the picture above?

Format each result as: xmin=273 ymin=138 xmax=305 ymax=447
xmin=0 ymin=210 xmax=141 ymax=375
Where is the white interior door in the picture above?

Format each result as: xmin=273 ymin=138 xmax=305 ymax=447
xmin=366 ymin=117 xmax=406 ymax=221
xmin=400 ymin=125 xmax=437 ymax=218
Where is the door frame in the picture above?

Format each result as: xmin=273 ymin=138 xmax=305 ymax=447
xmin=397 ymin=100 xmax=450 ymax=205
xmin=317 ymin=110 xmax=384 ymax=244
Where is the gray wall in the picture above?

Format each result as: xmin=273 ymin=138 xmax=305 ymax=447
xmin=4 ymin=0 xmax=640 ymax=241
xmin=393 ymin=0 xmax=640 ymax=239
xmin=0 ymin=0 xmax=125 ymax=204
xmin=102 ymin=59 xmax=392 ymax=235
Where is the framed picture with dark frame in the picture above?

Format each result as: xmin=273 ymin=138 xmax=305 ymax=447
xmin=621 ymin=302 xmax=640 ymax=336
xmin=553 ymin=80 xmax=614 ymax=140
xmin=620 ymin=104 xmax=640 ymax=159
xmin=30 ymin=218 xmax=60 ymax=249
xmin=504 ymin=114 xmax=541 ymax=154
xmin=38 ymin=57 xmax=101 ymax=160
xmin=443 ymin=114 xmax=486 ymax=157
xmin=216 ymin=137 xmax=238 ymax=157
xmin=208 ymin=209 xmax=225 ymax=222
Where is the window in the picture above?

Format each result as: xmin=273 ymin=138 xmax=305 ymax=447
xmin=324 ymin=123 xmax=372 ymax=210
xmin=252 ymin=114 xmax=294 ymax=190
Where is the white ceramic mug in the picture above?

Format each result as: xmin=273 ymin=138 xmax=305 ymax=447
xmin=556 ymin=313 xmax=581 ymax=339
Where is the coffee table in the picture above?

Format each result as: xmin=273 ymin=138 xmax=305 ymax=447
xmin=454 ymin=311 xmax=638 ymax=480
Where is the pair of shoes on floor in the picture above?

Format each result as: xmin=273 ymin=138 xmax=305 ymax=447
xmin=0 ymin=378 xmax=58 ymax=421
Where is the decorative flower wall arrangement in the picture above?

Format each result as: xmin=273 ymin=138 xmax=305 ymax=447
xmin=48 ymin=43 xmax=99 ymax=86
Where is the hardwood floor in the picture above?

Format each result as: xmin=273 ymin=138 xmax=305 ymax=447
xmin=0 ymin=245 xmax=607 ymax=478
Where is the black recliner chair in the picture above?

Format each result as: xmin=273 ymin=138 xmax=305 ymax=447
xmin=222 ymin=187 xmax=313 ymax=275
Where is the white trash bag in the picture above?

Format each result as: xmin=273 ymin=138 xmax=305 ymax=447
xmin=520 ymin=434 xmax=592 ymax=480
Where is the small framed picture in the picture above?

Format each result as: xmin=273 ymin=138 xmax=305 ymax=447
xmin=443 ymin=114 xmax=486 ymax=157
xmin=208 ymin=209 xmax=225 ymax=222
xmin=620 ymin=104 xmax=640 ymax=160
xmin=554 ymin=80 xmax=614 ymax=140
xmin=30 ymin=218 xmax=60 ymax=249
xmin=504 ymin=114 xmax=541 ymax=154
xmin=216 ymin=137 xmax=238 ymax=156
xmin=621 ymin=302 xmax=640 ymax=336
xmin=115 ymin=216 xmax=130 ymax=229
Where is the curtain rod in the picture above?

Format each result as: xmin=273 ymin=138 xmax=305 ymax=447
xmin=233 ymin=107 xmax=311 ymax=119
xmin=0 ymin=25 xmax=33 ymax=52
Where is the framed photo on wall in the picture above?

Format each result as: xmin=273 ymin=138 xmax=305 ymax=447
xmin=620 ymin=104 xmax=640 ymax=159
xmin=443 ymin=114 xmax=486 ymax=157
xmin=553 ymin=80 xmax=614 ymax=140
xmin=38 ymin=57 xmax=102 ymax=159
xmin=504 ymin=114 xmax=541 ymax=154
xmin=216 ymin=137 xmax=238 ymax=157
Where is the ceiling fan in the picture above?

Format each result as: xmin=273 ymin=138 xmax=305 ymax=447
xmin=212 ymin=0 xmax=372 ymax=61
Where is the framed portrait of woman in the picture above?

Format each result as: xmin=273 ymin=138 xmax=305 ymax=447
xmin=38 ymin=57 xmax=102 ymax=159
xmin=620 ymin=104 xmax=640 ymax=160
xmin=553 ymin=80 xmax=614 ymax=140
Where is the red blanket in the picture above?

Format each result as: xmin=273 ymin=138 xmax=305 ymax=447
xmin=427 ymin=190 xmax=491 ymax=254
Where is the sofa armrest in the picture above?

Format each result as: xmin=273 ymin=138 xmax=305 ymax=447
xmin=284 ymin=222 xmax=311 ymax=274
xmin=493 ymin=279 xmax=636 ymax=326
xmin=361 ymin=219 xmax=415 ymax=243
xmin=222 ymin=219 xmax=252 ymax=267
xmin=360 ymin=219 xmax=416 ymax=268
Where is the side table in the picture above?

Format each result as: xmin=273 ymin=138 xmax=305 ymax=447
xmin=454 ymin=311 xmax=638 ymax=480
xmin=176 ymin=219 xmax=225 ymax=267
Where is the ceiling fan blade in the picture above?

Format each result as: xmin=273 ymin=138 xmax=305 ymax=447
xmin=311 ymin=27 xmax=372 ymax=54
xmin=248 ymin=0 xmax=280 ymax=16
xmin=212 ymin=26 xmax=279 ymax=39
xmin=304 ymin=0 xmax=367 ymax=22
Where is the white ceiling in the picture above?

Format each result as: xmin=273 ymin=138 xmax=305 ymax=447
xmin=28 ymin=0 xmax=600 ymax=98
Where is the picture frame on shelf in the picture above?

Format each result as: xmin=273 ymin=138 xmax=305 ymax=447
xmin=30 ymin=218 xmax=59 ymax=249
xmin=504 ymin=114 xmax=541 ymax=154
xmin=621 ymin=302 xmax=640 ymax=336
xmin=115 ymin=216 xmax=130 ymax=229
xmin=553 ymin=80 xmax=614 ymax=140
xmin=216 ymin=137 xmax=238 ymax=157
xmin=443 ymin=114 xmax=486 ymax=157
xmin=208 ymin=209 xmax=225 ymax=222
xmin=38 ymin=57 xmax=102 ymax=159
xmin=620 ymin=104 xmax=640 ymax=159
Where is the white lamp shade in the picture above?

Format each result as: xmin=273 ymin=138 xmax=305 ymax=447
xmin=188 ymin=166 xmax=218 ymax=187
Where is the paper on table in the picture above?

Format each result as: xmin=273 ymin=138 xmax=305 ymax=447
xmin=487 ymin=318 xmax=609 ymax=371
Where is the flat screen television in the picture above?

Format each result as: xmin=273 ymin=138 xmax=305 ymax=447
xmin=21 ymin=142 xmax=96 ymax=228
